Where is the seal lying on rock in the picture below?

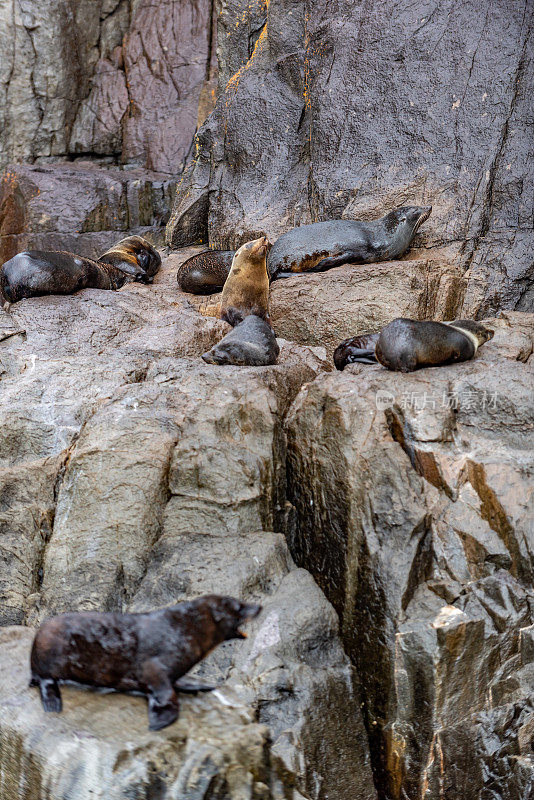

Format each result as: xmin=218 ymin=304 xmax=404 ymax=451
xmin=202 ymin=315 xmax=279 ymax=366
xmin=97 ymin=235 xmax=161 ymax=283
xmin=333 ymin=332 xmax=380 ymax=370
xmin=30 ymin=595 xmax=261 ymax=731
xmin=177 ymin=250 xmax=235 ymax=294
xmin=268 ymin=206 xmax=432 ymax=277
xmin=0 ymin=236 xmax=161 ymax=306
xmin=375 ymin=318 xmax=494 ymax=372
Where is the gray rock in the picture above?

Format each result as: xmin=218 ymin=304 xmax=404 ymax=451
xmin=167 ymin=0 xmax=533 ymax=315
xmin=285 ymin=320 xmax=534 ymax=797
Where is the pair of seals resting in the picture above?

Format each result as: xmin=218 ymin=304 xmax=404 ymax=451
xmin=30 ymin=595 xmax=261 ymax=731
xmin=199 ymin=236 xmax=279 ymax=366
xmin=0 ymin=235 xmax=161 ymax=306
xmin=176 ymin=206 xmax=432 ymax=294
xmin=334 ymin=319 xmax=494 ymax=372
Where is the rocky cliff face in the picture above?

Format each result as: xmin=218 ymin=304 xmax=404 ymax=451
xmin=0 ymin=0 xmax=532 ymax=798
xmin=0 ymin=247 xmax=532 ymax=799
xmin=167 ymin=0 xmax=533 ymax=318
xmin=0 ymin=0 xmax=216 ymax=174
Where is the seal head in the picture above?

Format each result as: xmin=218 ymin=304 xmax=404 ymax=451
xmin=380 ymin=206 xmax=432 ymax=259
xmin=98 ymin=236 xmax=161 ymax=283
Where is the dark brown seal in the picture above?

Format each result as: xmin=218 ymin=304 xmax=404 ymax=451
xmin=0 ymin=236 xmax=161 ymax=305
xmin=177 ymin=250 xmax=235 ymax=294
xmin=268 ymin=206 xmax=432 ymax=277
xmin=30 ymin=595 xmax=261 ymax=730
xmin=333 ymin=332 xmax=380 ymax=370
xmin=375 ymin=318 xmax=494 ymax=372
xmin=202 ymin=314 xmax=279 ymax=366
xmin=98 ymin=235 xmax=161 ymax=283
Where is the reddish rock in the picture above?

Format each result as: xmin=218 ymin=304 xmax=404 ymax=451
xmin=0 ymin=162 xmax=177 ymax=264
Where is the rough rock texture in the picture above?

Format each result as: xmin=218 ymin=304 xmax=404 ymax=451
xmin=285 ymin=311 xmax=534 ymax=799
xmin=167 ymin=0 xmax=533 ymax=316
xmin=0 ymin=247 xmax=378 ymax=798
xmin=0 ymin=162 xmax=177 ymax=264
xmin=0 ymin=0 xmax=216 ymax=175
xmin=0 ymin=550 xmax=376 ymax=800
xmin=0 ymin=0 xmax=133 ymax=166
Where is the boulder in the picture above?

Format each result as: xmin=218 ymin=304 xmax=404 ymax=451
xmin=0 ymin=162 xmax=177 ymax=265
xmin=166 ymin=0 xmax=533 ymax=316
xmin=284 ymin=312 xmax=534 ymax=798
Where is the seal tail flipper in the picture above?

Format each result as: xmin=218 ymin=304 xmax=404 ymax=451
xmin=348 ymin=350 xmax=378 ymax=364
xmin=174 ymin=679 xmax=216 ymax=694
xmin=36 ymin=677 xmax=63 ymax=712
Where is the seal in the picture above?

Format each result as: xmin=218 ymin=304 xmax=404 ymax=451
xmin=98 ymin=235 xmax=161 ymax=283
xmin=0 ymin=236 xmax=161 ymax=306
xmin=375 ymin=318 xmax=494 ymax=372
xmin=219 ymin=236 xmax=270 ymax=325
xmin=177 ymin=250 xmax=235 ymax=294
xmin=30 ymin=595 xmax=261 ymax=731
xmin=333 ymin=332 xmax=380 ymax=370
xmin=267 ymin=206 xmax=432 ymax=277
xmin=202 ymin=314 xmax=279 ymax=366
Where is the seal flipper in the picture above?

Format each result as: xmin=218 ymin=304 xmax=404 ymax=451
xmin=174 ymin=678 xmax=216 ymax=693
xmin=347 ymin=351 xmax=378 ymax=364
xmin=143 ymin=660 xmax=180 ymax=730
xmin=307 ymin=251 xmax=356 ymax=273
xmin=36 ymin=677 xmax=62 ymax=712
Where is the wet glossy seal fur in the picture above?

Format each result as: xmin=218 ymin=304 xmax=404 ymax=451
xmin=267 ymin=206 xmax=432 ymax=277
xmin=0 ymin=236 xmax=161 ymax=306
xmin=333 ymin=332 xmax=380 ymax=370
xmin=219 ymin=236 xmax=270 ymax=325
xmin=30 ymin=595 xmax=261 ymax=730
xmin=202 ymin=315 xmax=279 ymax=366
xmin=177 ymin=250 xmax=235 ymax=294
xmin=375 ymin=318 xmax=494 ymax=372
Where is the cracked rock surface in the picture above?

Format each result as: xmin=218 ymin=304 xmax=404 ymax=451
xmin=0 ymin=243 xmax=532 ymax=798
xmin=285 ymin=310 xmax=534 ymax=799
xmin=0 ymin=249 xmax=380 ymax=799
xmin=0 ymin=0 xmax=216 ymax=175
xmin=0 ymin=161 xmax=177 ymax=264
xmin=167 ymin=0 xmax=533 ymax=317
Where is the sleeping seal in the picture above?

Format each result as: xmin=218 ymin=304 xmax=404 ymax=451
xmin=30 ymin=595 xmax=261 ymax=731
xmin=177 ymin=250 xmax=235 ymax=294
xmin=0 ymin=236 xmax=161 ymax=306
xmin=268 ymin=206 xmax=432 ymax=277
xmin=202 ymin=314 xmax=279 ymax=366
xmin=375 ymin=318 xmax=494 ymax=372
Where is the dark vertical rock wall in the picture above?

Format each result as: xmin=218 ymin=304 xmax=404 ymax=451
xmin=166 ymin=0 xmax=533 ymax=316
